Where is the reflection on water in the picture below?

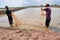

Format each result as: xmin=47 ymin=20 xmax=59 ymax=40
xmin=0 ymin=7 xmax=60 ymax=31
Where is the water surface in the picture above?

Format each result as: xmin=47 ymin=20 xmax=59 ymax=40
xmin=0 ymin=7 xmax=60 ymax=32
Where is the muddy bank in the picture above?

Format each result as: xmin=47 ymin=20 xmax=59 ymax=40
xmin=0 ymin=27 xmax=60 ymax=40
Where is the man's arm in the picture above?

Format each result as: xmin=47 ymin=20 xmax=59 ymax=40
xmin=41 ymin=8 xmax=46 ymax=16
xmin=41 ymin=8 xmax=44 ymax=11
xmin=9 ymin=11 xmax=12 ymax=16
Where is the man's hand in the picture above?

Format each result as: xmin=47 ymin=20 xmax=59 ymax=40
xmin=41 ymin=14 xmax=44 ymax=16
xmin=9 ymin=14 xmax=12 ymax=16
xmin=41 ymin=14 xmax=46 ymax=16
xmin=41 ymin=8 xmax=44 ymax=11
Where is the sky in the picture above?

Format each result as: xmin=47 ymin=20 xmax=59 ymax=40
xmin=0 ymin=0 xmax=60 ymax=8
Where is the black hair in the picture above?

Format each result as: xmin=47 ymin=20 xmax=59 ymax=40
xmin=5 ymin=6 xmax=9 ymax=10
xmin=45 ymin=4 xmax=50 ymax=7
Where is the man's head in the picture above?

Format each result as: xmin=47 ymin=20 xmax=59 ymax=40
xmin=5 ymin=6 xmax=9 ymax=10
xmin=45 ymin=4 xmax=50 ymax=7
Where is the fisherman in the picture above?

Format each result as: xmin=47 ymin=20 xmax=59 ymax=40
xmin=41 ymin=4 xmax=51 ymax=28
xmin=5 ymin=6 xmax=13 ymax=27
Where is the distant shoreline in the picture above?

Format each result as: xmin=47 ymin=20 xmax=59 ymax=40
xmin=0 ymin=6 xmax=60 ymax=15
xmin=0 ymin=7 xmax=29 ymax=15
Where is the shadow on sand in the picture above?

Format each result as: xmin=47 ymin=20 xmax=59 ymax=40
xmin=58 ymin=23 xmax=60 ymax=25
xmin=49 ymin=26 xmax=60 ymax=32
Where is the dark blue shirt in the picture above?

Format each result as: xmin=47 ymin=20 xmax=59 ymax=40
xmin=6 ymin=10 xmax=12 ymax=16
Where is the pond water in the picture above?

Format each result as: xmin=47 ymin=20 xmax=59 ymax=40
xmin=0 ymin=7 xmax=60 ymax=32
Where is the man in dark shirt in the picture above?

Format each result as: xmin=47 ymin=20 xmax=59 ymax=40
xmin=41 ymin=4 xmax=51 ymax=28
xmin=5 ymin=6 xmax=13 ymax=27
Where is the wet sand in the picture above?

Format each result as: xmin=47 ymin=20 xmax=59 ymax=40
xmin=0 ymin=27 xmax=60 ymax=40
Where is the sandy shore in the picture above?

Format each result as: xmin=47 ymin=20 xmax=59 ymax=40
xmin=0 ymin=27 xmax=60 ymax=40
